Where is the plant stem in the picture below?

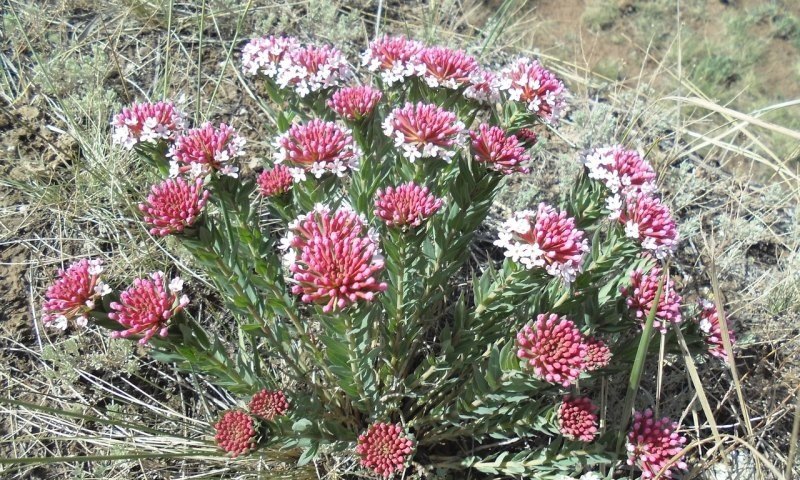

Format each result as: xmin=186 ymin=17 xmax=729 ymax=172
xmin=615 ymin=265 xmax=667 ymax=454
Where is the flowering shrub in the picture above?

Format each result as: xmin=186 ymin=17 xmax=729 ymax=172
xmin=39 ymin=33 xmax=736 ymax=478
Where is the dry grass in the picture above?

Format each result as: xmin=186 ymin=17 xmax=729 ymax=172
xmin=1 ymin=0 xmax=799 ymax=478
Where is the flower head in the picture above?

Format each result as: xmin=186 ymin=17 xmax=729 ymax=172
xmin=516 ymin=313 xmax=588 ymax=387
xmin=583 ymin=145 xmax=657 ymax=196
xmin=214 ymin=410 xmax=257 ymax=457
xmin=356 ymin=422 xmax=415 ymax=478
xmin=242 ymin=35 xmax=300 ymax=78
xmin=248 ymin=389 xmax=289 ymax=421
xmin=621 ymin=266 xmax=682 ymax=334
xmin=583 ymin=336 xmax=612 ymax=371
xmin=282 ymin=206 xmax=387 ymax=312
xmin=42 ymin=259 xmax=111 ymax=330
xmin=383 ymin=102 xmax=465 ymax=163
xmin=328 ymin=85 xmax=383 ymax=121
xmin=516 ymin=128 xmax=539 ymax=148
xmin=494 ymin=203 xmax=589 ymax=283
xmin=495 ymin=58 xmax=568 ymax=123
xmin=617 ymin=193 xmax=679 ymax=259
xmin=273 ymin=119 xmax=360 ymax=181
xmin=139 ymin=177 xmax=209 ymax=236
xmin=109 ymin=272 xmax=189 ymax=344
xmin=558 ymin=396 xmax=599 ymax=442
xmin=361 ymin=35 xmax=425 ymax=85
xmin=112 ymin=101 xmax=185 ymax=149
xmin=374 ymin=182 xmax=444 ymax=228
xmin=464 ymin=69 xmax=500 ymax=104
xmin=470 ymin=124 xmax=530 ymax=174
xmin=277 ymin=43 xmax=352 ymax=97
xmin=168 ymin=122 xmax=245 ymax=178
xmin=415 ymin=46 xmax=479 ymax=89
xmin=626 ymin=409 xmax=688 ymax=478
xmin=698 ymin=299 xmax=735 ymax=362
xmin=257 ymin=164 xmax=294 ymax=197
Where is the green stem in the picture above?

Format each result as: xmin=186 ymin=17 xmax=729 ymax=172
xmin=391 ymin=232 xmax=407 ymax=378
xmin=615 ymin=266 xmax=667 ymax=453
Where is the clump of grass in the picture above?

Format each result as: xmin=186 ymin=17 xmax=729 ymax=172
xmin=581 ymin=0 xmax=619 ymax=32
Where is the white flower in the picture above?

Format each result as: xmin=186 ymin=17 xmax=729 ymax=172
xmin=168 ymin=276 xmax=184 ymax=293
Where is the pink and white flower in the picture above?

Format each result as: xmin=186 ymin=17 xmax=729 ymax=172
xmin=112 ymin=101 xmax=185 ymax=149
xmin=168 ymin=122 xmax=245 ymax=178
xmin=617 ymin=193 xmax=679 ymax=259
xmin=42 ymin=259 xmax=111 ymax=330
xmin=494 ymin=203 xmax=589 ymax=283
xmin=464 ymin=69 xmax=500 ymax=104
xmin=242 ymin=35 xmax=300 ymax=78
xmin=139 ymin=177 xmax=209 ymax=236
xmin=383 ymin=102 xmax=465 ymax=163
xmin=583 ymin=145 xmax=657 ymax=195
xmin=361 ymin=35 xmax=425 ymax=85
xmin=415 ymin=46 xmax=479 ymax=89
xmin=356 ymin=422 xmax=415 ymax=478
xmin=109 ymin=272 xmax=189 ymax=344
xmin=281 ymin=205 xmax=387 ymax=312
xmin=327 ymin=85 xmax=383 ymax=121
xmin=626 ymin=409 xmax=688 ymax=478
xmin=495 ymin=58 xmax=568 ymax=123
xmin=374 ymin=182 xmax=444 ymax=228
xmin=621 ymin=266 xmax=682 ymax=334
xmin=277 ymin=44 xmax=352 ymax=97
xmin=516 ymin=313 xmax=588 ymax=387
xmin=273 ymin=119 xmax=360 ymax=181
xmin=698 ymin=299 xmax=736 ymax=362
xmin=470 ymin=124 xmax=530 ymax=174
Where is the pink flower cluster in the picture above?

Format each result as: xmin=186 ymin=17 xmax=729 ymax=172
xmin=698 ymin=299 xmax=736 ymax=362
xmin=273 ymin=119 xmax=361 ymax=181
xmin=248 ymin=389 xmax=289 ymax=421
xmin=558 ymin=396 xmax=599 ymax=442
xmin=464 ymin=69 xmax=500 ymax=104
xmin=626 ymin=409 xmax=688 ymax=478
xmin=361 ymin=35 xmax=425 ymax=85
xmin=494 ymin=58 xmax=568 ymax=123
xmin=257 ymin=164 xmax=294 ymax=197
xmin=516 ymin=313 xmax=588 ymax=387
xmin=617 ymin=193 xmax=679 ymax=259
xmin=356 ymin=422 xmax=415 ymax=478
xmin=281 ymin=206 xmax=387 ymax=312
xmin=583 ymin=145 xmax=656 ymax=196
xmin=168 ymin=122 xmax=245 ymax=178
xmin=214 ymin=410 xmax=257 ymax=457
xmin=470 ymin=124 xmax=531 ymax=174
xmin=494 ymin=203 xmax=589 ymax=283
xmin=42 ymin=258 xmax=111 ymax=331
xmin=276 ymin=43 xmax=352 ymax=97
xmin=111 ymin=101 xmax=186 ymax=149
xmin=328 ymin=85 xmax=383 ymax=122
xmin=383 ymin=102 xmax=465 ymax=163
xmin=416 ymin=46 xmax=478 ymax=89
xmin=583 ymin=336 xmax=612 ymax=371
xmin=374 ymin=182 xmax=444 ymax=228
xmin=139 ymin=177 xmax=209 ymax=236
xmin=621 ymin=266 xmax=682 ymax=334
xmin=108 ymin=272 xmax=189 ymax=344
xmin=242 ymin=35 xmax=299 ymax=78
